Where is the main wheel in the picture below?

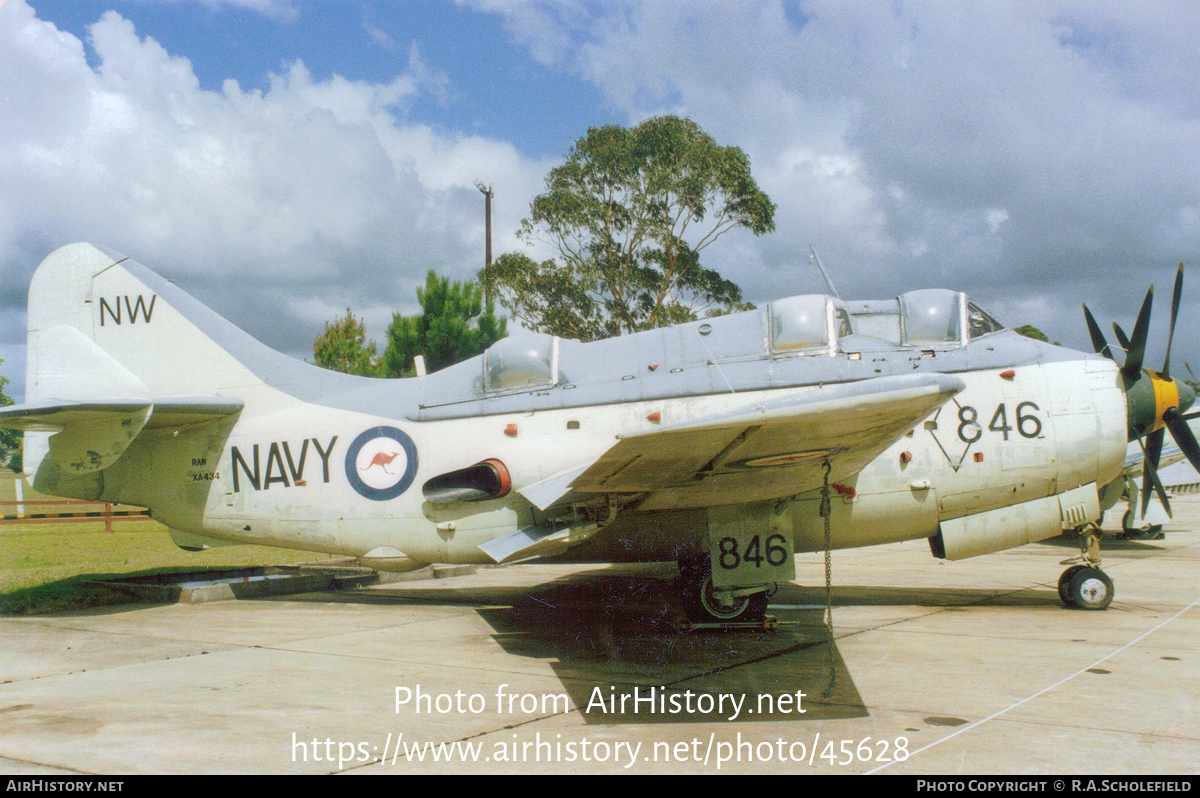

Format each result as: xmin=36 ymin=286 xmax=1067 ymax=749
xmin=1066 ymin=567 xmax=1114 ymax=611
xmin=678 ymin=561 xmax=768 ymax=624
xmin=1058 ymin=565 xmax=1087 ymax=607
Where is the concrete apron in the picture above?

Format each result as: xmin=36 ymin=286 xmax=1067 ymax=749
xmin=1 ymin=501 xmax=1198 ymax=774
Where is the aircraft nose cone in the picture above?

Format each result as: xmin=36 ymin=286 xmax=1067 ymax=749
xmin=1125 ymin=372 xmax=1158 ymax=439
xmin=1125 ymin=371 xmax=1196 ymax=440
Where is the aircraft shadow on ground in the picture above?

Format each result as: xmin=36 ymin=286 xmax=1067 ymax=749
xmin=471 ymin=573 xmax=867 ymax=724
xmin=1039 ymin=532 xmax=1167 ymax=552
xmin=27 ymin=567 xmax=1073 ymax=724
xmin=277 ymin=567 xmax=1082 ymax=724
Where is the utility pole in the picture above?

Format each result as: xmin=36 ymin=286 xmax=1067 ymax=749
xmin=475 ymin=182 xmax=494 ymax=305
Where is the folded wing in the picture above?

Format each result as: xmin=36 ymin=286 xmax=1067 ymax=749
xmin=523 ymin=373 xmax=964 ymax=512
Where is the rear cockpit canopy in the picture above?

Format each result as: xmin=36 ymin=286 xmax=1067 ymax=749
xmin=483 ymin=333 xmax=558 ymax=394
xmin=901 ymin=288 xmax=963 ymax=346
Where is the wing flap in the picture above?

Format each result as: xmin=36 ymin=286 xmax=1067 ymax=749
xmin=478 ymin=520 xmax=603 ymax=564
xmin=517 ymin=464 xmax=590 ymax=511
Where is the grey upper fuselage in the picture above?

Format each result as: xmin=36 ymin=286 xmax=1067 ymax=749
xmin=410 ymin=311 xmax=1082 ymax=423
xmin=121 ymin=250 xmax=1092 ymax=421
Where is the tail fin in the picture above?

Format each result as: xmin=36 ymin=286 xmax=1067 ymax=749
xmin=7 ymin=243 xmax=323 ymax=493
xmin=26 ymin=243 xmax=278 ymax=400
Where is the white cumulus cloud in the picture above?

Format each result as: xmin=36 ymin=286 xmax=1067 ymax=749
xmin=463 ymin=0 xmax=1200 ymax=357
xmin=0 ymin=0 xmax=553 ymax=397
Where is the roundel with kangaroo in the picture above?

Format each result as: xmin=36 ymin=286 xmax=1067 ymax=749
xmin=344 ymin=426 xmax=419 ymax=501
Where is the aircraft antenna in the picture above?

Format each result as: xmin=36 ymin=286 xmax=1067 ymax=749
xmin=809 ymin=246 xmax=841 ymax=299
xmin=695 ymin=330 xmax=737 ymax=395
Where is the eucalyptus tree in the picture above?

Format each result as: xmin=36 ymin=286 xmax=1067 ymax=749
xmin=483 ymin=116 xmax=776 ymax=341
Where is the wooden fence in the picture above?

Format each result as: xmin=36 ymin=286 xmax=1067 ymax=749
xmin=0 ymin=500 xmax=152 ymax=532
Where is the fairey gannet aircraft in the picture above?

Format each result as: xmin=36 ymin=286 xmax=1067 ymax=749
xmin=4 ymin=244 xmax=1198 ymax=621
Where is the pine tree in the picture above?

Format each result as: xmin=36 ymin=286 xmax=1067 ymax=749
xmin=381 ymin=272 xmax=507 ymax=377
xmin=313 ymin=309 xmax=379 ymax=376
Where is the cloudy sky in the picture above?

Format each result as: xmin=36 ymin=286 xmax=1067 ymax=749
xmin=2 ymin=0 xmax=1198 ymax=399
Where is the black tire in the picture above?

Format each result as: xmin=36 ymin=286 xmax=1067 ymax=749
xmin=1067 ymin=567 xmax=1114 ymax=611
xmin=679 ymin=561 xmax=768 ymax=624
xmin=1058 ymin=565 xmax=1087 ymax=607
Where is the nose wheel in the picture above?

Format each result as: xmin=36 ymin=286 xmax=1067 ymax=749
xmin=1058 ymin=526 xmax=1114 ymax=610
xmin=1058 ymin=565 xmax=1114 ymax=610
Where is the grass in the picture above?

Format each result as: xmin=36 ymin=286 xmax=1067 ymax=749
xmin=0 ymin=477 xmax=317 ymax=615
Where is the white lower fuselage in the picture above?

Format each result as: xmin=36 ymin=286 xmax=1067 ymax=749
xmin=108 ymin=357 xmax=1126 ymax=567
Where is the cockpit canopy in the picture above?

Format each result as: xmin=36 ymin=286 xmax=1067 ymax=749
xmin=463 ymin=289 xmax=1005 ymax=400
xmin=767 ymin=290 xmax=1004 ymax=354
xmin=769 ymin=294 xmax=852 ymax=354
xmin=484 ymin=333 xmax=558 ymax=393
xmin=844 ymin=290 xmax=1004 ymax=348
xmin=901 ymin=288 xmax=962 ymax=345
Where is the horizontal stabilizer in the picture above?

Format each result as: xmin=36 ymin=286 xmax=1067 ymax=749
xmin=143 ymin=396 xmax=246 ymax=428
xmin=0 ymin=399 xmax=151 ymax=431
xmin=0 ymin=396 xmax=243 ymax=475
xmin=0 ymin=396 xmax=244 ymax=431
xmin=5 ymin=401 xmax=151 ymax=475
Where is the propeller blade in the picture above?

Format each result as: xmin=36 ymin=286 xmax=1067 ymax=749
xmin=1162 ymin=264 xmax=1184 ymax=380
xmin=1123 ymin=285 xmax=1154 ymax=381
xmin=1082 ymin=304 xmax=1115 ymax=360
xmin=1141 ymin=428 xmax=1167 ymax=518
xmin=1143 ymin=454 xmax=1172 ymax=519
xmin=1165 ymin=407 xmax=1200 ymax=473
xmin=1112 ymin=322 xmax=1131 ymax=355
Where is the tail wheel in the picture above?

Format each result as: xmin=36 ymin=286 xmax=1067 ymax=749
xmin=678 ymin=560 xmax=768 ymax=623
